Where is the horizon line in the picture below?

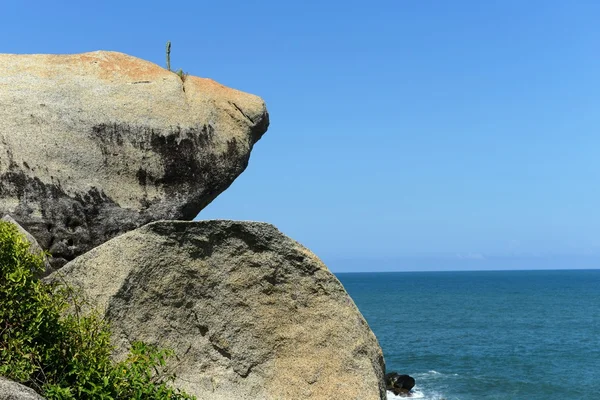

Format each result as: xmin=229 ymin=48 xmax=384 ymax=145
xmin=333 ymin=267 xmax=600 ymax=274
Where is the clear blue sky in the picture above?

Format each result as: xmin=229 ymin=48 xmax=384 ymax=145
xmin=3 ymin=1 xmax=600 ymax=271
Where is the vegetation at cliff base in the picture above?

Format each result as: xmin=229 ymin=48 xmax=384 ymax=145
xmin=0 ymin=220 xmax=195 ymax=400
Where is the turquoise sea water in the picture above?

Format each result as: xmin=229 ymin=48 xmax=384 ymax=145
xmin=336 ymin=270 xmax=600 ymax=400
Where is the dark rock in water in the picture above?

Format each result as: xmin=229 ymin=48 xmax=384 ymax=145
xmin=385 ymin=372 xmax=416 ymax=395
xmin=0 ymin=51 xmax=269 ymax=269
xmin=1 ymin=215 xmax=53 ymax=277
xmin=0 ymin=377 xmax=46 ymax=399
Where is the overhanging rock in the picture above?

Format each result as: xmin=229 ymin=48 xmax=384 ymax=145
xmin=0 ymin=51 xmax=269 ymax=268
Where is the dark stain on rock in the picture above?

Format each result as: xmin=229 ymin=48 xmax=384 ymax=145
xmin=136 ymin=168 xmax=148 ymax=186
xmin=92 ymin=123 xmax=125 ymax=147
xmin=150 ymin=133 xmax=202 ymax=186
xmin=0 ymin=113 xmax=268 ymax=269
xmin=88 ymin=122 xmax=253 ymax=220
xmin=0 ymin=170 xmax=145 ymax=269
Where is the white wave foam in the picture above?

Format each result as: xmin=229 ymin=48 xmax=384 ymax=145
xmin=387 ymin=389 xmax=425 ymax=399
xmin=387 ymin=386 xmax=446 ymax=400
xmin=414 ymin=369 xmax=458 ymax=379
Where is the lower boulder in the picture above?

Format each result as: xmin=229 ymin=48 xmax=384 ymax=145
xmin=48 ymin=220 xmax=386 ymax=400
xmin=0 ymin=378 xmax=45 ymax=400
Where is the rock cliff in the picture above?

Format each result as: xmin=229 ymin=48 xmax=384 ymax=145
xmin=49 ymin=220 xmax=386 ymax=400
xmin=0 ymin=378 xmax=45 ymax=400
xmin=0 ymin=51 xmax=269 ymax=268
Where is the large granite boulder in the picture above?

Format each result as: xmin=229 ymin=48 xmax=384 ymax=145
xmin=0 ymin=378 xmax=45 ymax=400
xmin=0 ymin=51 xmax=269 ymax=268
xmin=48 ymin=220 xmax=386 ymax=400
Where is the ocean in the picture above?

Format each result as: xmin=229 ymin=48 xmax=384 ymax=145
xmin=336 ymin=270 xmax=600 ymax=400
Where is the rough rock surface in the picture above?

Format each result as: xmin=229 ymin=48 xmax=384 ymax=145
xmin=1 ymin=215 xmax=53 ymax=276
xmin=49 ymin=220 xmax=386 ymax=400
xmin=0 ymin=378 xmax=45 ymax=400
xmin=0 ymin=52 xmax=269 ymax=268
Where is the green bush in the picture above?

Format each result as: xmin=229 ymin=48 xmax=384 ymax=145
xmin=0 ymin=220 xmax=195 ymax=400
xmin=175 ymin=68 xmax=188 ymax=83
